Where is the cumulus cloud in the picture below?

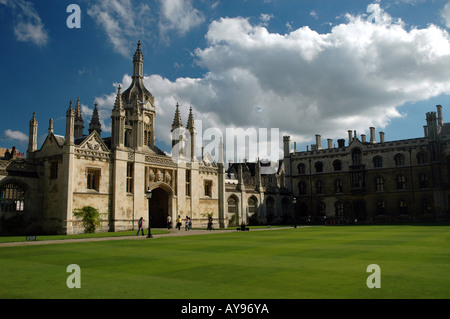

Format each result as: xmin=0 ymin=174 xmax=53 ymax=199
xmin=87 ymin=0 xmax=152 ymax=57
xmin=158 ymin=0 xmax=205 ymax=36
xmin=95 ymin=3 xmax=450 ymax=162
xmin=0 ymin=0 xmax=49 ymax=47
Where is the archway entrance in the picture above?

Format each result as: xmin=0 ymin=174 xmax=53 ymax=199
xmin=149 ymin=187 xmax=169 ymax=228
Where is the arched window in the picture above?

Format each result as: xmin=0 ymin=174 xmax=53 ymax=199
xmin=297 ymin=163 xmax=306 ymax=175
xmin=394 ymin=154 xmax=405 ymax=166
xmin=333 ymin=160 xmax=342 ymax=171
xmin=315 ymin=161 xmax=323 ymax=173
xmin=227 ymin=196 xmax=238 ymax=215
xmin=0 ymin=182 xmax=25 ymax=212
xmin=248 ymin=197 xmax=257 ymax=214
xmin=373 ymin=156 xmax=383 ymax=168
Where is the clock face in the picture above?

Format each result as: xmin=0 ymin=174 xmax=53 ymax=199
xmin=144 ymin=115 xmax=152 ymax=125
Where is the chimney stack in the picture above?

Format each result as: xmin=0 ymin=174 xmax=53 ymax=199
xmin=379 ymin=132 xmax=385 ymax=143
xmin=327 ymin=139 xmax=332 ymax=149
xmin=315 ymin=134 xmax=322 ymax=150
xmin=361 ymin=134 xmax=366 ymax=143
xmin=370 ymin=127 xmax=376 ymax=143
xmin=348 ymin=130 xmax=353 ymax=145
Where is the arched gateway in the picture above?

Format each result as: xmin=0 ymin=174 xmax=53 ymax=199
xmin=148 ymin=183 xmax=173 ymax=228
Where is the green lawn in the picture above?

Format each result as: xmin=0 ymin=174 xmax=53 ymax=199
xmin=0 ymin=225 xmax=449 ymax=299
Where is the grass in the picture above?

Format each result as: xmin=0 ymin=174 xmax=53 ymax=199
xmin=0 ymin=225 xmax=449 ymax=299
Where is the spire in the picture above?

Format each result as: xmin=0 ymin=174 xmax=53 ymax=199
xmin=65 ymin=100 xmax=75 ymax=146
xmin=113 ymin=85 xmax=123 ymax=110
xmin=89 ymin=103 xmax=102 ymax=136
xmin=74 ymin=97 xmax=84 ymax=138
xmin=133 ymin=40 xmax=144 ymax=79
xmin=186 ymin=106 xmax=195 ymax=131
xmin=171 ymin=103 xmax=183 ymax=131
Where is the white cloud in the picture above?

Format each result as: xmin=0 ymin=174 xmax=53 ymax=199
xmin=158 ymin=0 xmax=205 ymax=36
xmin=0 ymin=0 xmax=49 ymax=46
xmin=4 ymin=129 xmax=28 ymax=142
xmin=442 ymin=1 xmax=450 ymax=28
xmin=96 ymin=3 xmax=450 ymax=162
xmin=87 ymin=0 xmax=152 ymax=57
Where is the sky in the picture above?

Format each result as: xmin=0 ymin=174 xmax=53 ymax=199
xmin=2 ymin=0 xmax=450 ymax=163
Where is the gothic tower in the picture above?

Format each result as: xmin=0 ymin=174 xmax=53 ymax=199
xmin=112 ymin=41 xmax=156 ymax=150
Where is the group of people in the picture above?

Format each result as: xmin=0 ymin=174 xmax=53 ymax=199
xmin=136 ymin=214 xmax=214 ymax=235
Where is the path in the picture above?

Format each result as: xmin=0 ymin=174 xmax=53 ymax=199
xmin=0 ymin=226 xmax=311 ymax=247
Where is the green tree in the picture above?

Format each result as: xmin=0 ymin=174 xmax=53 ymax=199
xmin=73 ymin=206 xmax=102 ymax=233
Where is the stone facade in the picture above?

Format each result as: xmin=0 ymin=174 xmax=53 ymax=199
xmin=283 ymin=106 xmax=450 ymax=224
xmin=1 ymin=43 xmax=449 ymax=235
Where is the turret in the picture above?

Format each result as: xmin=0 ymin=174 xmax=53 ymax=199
xmin=27 ymin=111 xmax=38 ymax=158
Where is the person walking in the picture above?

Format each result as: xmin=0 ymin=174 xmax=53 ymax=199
xmin=136 ymin=217 xmax=145 ymax=236
xmin=167 ymin=215 xmax=172 ymax=230
xmin=176 ymin=215 xmax=182 ymax=230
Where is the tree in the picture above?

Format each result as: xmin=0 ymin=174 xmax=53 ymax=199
xmin=73 ymin=206 xmax=102 ymax=233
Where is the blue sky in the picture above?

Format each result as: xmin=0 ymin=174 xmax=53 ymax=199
xmin=2 ymin=0 xmax=450 ymax=161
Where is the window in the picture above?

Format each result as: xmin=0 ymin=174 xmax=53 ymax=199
xmin=417 ymin=152 xmax=427 ymax=164
xmin=50 ymin=161 xmax=58 ymax=180
xmin=396 ymin=175 xmax=406 ymax=190
xmin=248 ymin=197 xmax=257 ymax=214
xmin=228 ymin=196 xmax=237 ymax=214
xmin=0 ymin=183 xmax=25 ymax=212
xmin=335 ymin=201 xmax=344 ymax=217
xmin=422 ymin=198 xmax=432 ymax=214
xmin=126 ymin=163 xmax=133 ymax=193
xmin=394 ymin=154 xmax=405 ymax=166
xmin=185 ymin=170 xmax=191 ymax=196
xmin=351 ymin=171 xmax=365 ymax=189
xmin=297 ymin=163 xmax=306 ymax=175
xmin=333 ymin=160 xmax=342 ymax=171
xmin=373 ymin=156 xmax=383 ymax=168
xmin=352 ymin=149 xmax=362 ymax=165
xmin=87 ymin=168 xmax=101 ymax=192
xmin=316 ymin=180 xmax=324 ymax=194
xmin=319 ymin=202 xmax=326 ymax=215
xmin=315 ymin=161 xmax=323 ymax=173
xmin=334 ymin=179 xmax=343 ymax=193
xmin=204 ymin=180 xmax=212 ymax=197
xmin=419 ymin=173 xmax=428 ymax=189
xmin=399 ymin=199 xmax=408 ymax=214
xmin=298 ymin=181 xmax=307 ymax=195
xmin=375 ymin=176 xmax=384 ymax=192
xmin=376 ymin=200 xmax=386 ymax=215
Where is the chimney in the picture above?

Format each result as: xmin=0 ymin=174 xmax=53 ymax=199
xmin=361 ymin=134 xmax=366 ymax=143
xmin=370 ymin=127 xmax=376 ymax=143
xmin=294 ymin=142 xmax=297 ymax=153
xmin=379 ymin=132 xmax=385 ymax=143
xmin=348 ymin=130 xmax=353 ymax=145
xmin=437 ymin=105 xmax=444 ymax=127
xmin=424 ymin=125 xmax=428 ymax=138
xmin=337 ymin=139 xmax=345 ymax=148
xmin=315 ymin=134 xmax=322 ymax=150
xmin=327 ymin=139 xmax=332 ymax=149
xmin=48 ymin=118 xmax=53 ymax=135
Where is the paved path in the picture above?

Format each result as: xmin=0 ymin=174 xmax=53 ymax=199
xmin=0 ymin=226 xmax=311 ymax=248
